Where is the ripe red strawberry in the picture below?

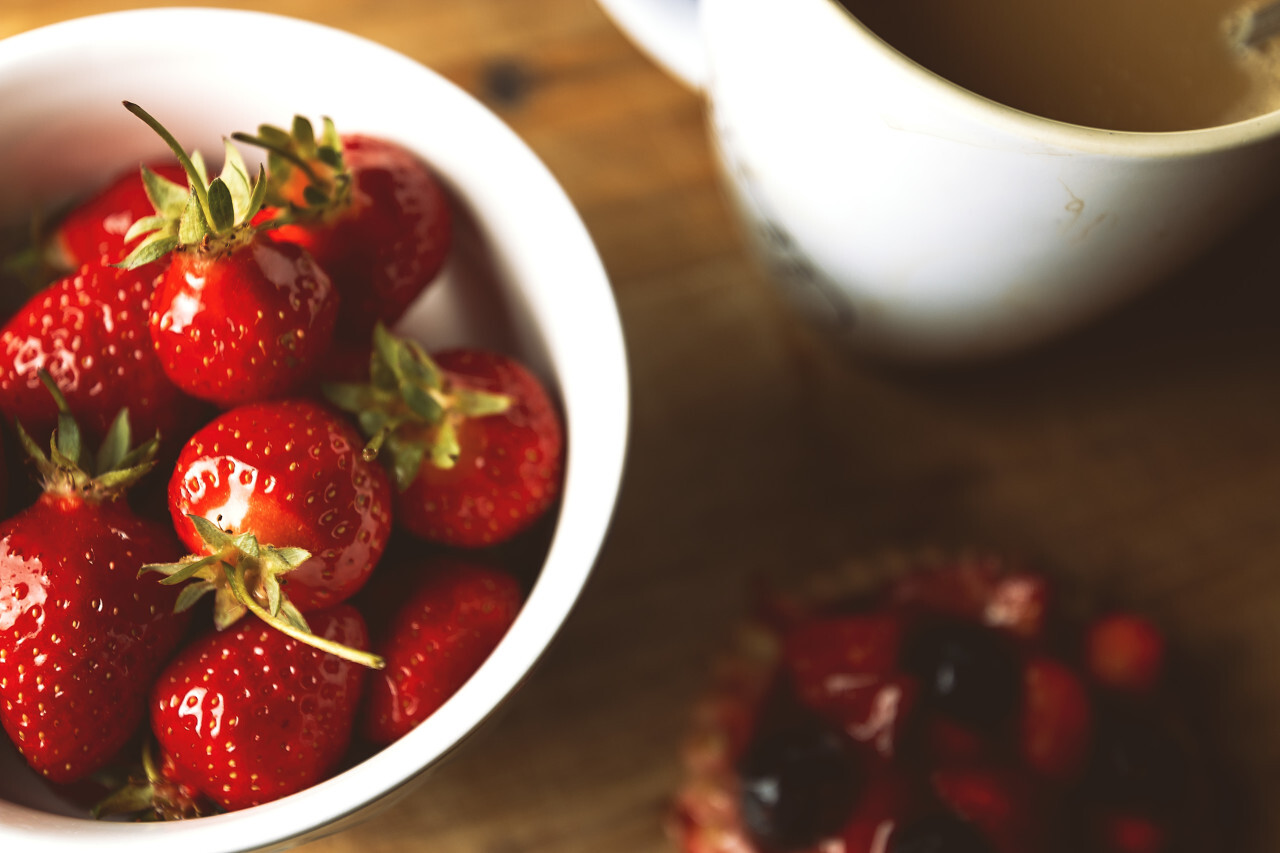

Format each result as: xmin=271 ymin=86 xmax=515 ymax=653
xmin=326 ymin=325 xmax=564 ymax=547
xmin=119 ymin=103 xmax=338 ymax=407
xmin=0 ymin=390 xmax=187 ymax=782
xmin=0 ymin=261 xmax=199 ymax=443
xmin=151 ymin=399 xmax=391 ymax=648
xmin=1085 ymin=613 xmax=1166 ymax=695
xmin=235 ymin=116 xmax=451 ymax=343
xmin=1020 ymin=655 xmax=1093 ymax=781
xmin=50 ymin=160 xmax=188 ymax=267
xmin=362 ymin=558 xmax=522 ymax=744
xmin=150 ymin=605 xmax=369 ymax=811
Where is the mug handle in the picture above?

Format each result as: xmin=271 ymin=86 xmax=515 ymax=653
xmin=595 ymin=0 xmax=706 ymax=90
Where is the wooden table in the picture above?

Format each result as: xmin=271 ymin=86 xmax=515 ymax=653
xmin=5 ymin=1 xmax=1280 ymax=850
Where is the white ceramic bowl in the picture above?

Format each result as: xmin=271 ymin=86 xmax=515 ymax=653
xmin=0 ymin=8 xmax=628 ymax=852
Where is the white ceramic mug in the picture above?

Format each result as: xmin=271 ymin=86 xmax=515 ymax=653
xmin=597 ymin=0 xmax=1280 ymax=360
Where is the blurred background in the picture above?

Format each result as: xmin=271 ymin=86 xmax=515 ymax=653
xmin=5 ymin=1 xmax=1280 ymax=850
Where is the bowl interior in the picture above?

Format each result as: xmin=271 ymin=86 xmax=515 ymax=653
xmin=0 ymin=9 xmax=627 ymax=852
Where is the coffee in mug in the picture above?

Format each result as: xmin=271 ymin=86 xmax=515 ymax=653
xmin=836 ymin=0 xmax=1280 ymax=131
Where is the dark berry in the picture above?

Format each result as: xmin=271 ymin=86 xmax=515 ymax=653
xmin=737 ymin=720 xmax=862 ymax=852
xmin=889 ymin=813 xmax=995 ymax=853
xmin=900 ymin=619 xmax=1020 ymax=730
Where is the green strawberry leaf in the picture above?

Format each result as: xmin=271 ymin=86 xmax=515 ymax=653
xmin=175 ymin=581 xmax=217 ymax=613
xmin=123 ymin=213 xmax=169 ymax=244
xmin=96 ymin=408 xmax=132 ymax=474
xmin=206 ymin=179 xmax=235 ymax=233
xmin=232 ymin=531 xmax=261 ymax=560
xmin=148 ymin=553 xmax=219 ymax=585
xmin=189 ymin=514 xmax=236 ymax=550
xmin=177 ymin=191 xmax=208 ymax=245
xmin=292 ymin=114 xmax=316 ymax=150
xmin=140 ymin=164 xmax=189 ymax=217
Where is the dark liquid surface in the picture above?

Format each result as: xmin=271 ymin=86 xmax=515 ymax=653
xmin=835 ymin=0 xmax=1279 ymax=131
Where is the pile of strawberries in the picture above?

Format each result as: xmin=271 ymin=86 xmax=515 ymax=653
xmin=672 ymin=555 xmax=1223 ymax=853
xmin=0 ymin=103 xmax=563 ymax=817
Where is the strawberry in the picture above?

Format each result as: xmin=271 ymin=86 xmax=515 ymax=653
xmin=0 ymin=261 xmax=199 ymax=443
xmin=50 ymin=160 xmax=188 ymax=268
xmin=362 ymin=557 xmax=522 ymax=744
xmin=326 ymin=325 xmax=564 ymax=547
xmin=143 ymin=399 xmax=391 ymax=668
xmin=161 ymin=398 xmax=392 ymax=610
xmin=119 ymin=103 xmax=338 ymax=407
xmin=234 ymin=116 xmax=451 ymax=344
xmin=0 ymin=383 xmax=187 ymax=782
xmin=150 ymin=605 xmax=369 ymax=811
xmin=1019 ymin=655 xmax=1093 ymax=781
xmin=1085 ymin=613 xmax=1166 ymax=695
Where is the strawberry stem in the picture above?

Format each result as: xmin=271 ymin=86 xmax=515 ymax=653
xmin=229 ymin=131 xmax=327 ymax=189
xmin=122 ymin=102 xmax=214 ymax=229
xmin=224 ymin=561 xmax=385 ymax=670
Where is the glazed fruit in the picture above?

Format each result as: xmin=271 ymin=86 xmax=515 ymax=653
xmin=362 ymin=558 xmax=523 ymax=744
xmin=671 ymin=555 xmax=1219 ymax=853
xmin=120 ymin=103 xmax=338 ymax=407
xmin=0 ymin=390 xmax=187 ymax=782
xmin=327 ymin=324 xmax=564 ymax=548
xmin=0 ymin=261 xmax=197 ymax=442
xmin=149 ymin=605 xmax=369 ymax=811
xmin=234 ymin=117 xmax=452 ymax=344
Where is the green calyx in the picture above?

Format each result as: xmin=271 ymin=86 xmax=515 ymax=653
xmin=140 ymin=515 xmax=384 ymax=670
xmin=118 ymin=101 xmax=271 ymax=269
xmin=91 ymin=741 xmax=212 ymax=822
xmin=323 ymin=324 xmax=511 ymax=492
xmin=14 ymin=370 xmax=158 ymax=500
xmin=231 ymin=114 xmax=352 ymax=221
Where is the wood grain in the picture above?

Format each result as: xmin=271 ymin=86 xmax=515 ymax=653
xmin=5 ymin=1 xmax=1280 ymax=850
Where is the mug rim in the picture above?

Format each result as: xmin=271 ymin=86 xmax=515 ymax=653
xmin=823 ymin=0 xmax=1280 ymax=154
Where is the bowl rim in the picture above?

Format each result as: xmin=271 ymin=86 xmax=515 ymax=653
xmin=0 ymin=7 xmax=629 ymax=851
